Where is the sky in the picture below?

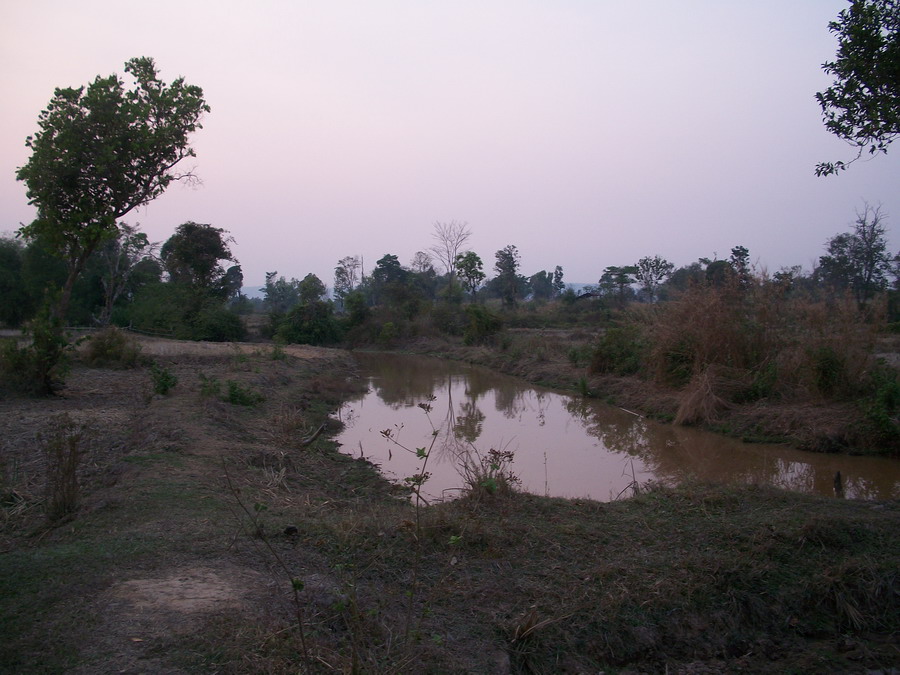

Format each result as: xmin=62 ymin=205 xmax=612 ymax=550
xmin=1 ymin=1 xmax=898 ymax=291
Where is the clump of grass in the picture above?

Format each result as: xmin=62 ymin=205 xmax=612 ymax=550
xmin=40 ymin=414 xmax=88 ymax=523
xmin=198 ymin=373 xmax=221 ymax=397
xmin=224 ymin=380 xmax=265 ymax=406
xmin=82 ymin=326 xmax=142 ymax=368
xmin=459 ymin=446 xmax=520 ymax=499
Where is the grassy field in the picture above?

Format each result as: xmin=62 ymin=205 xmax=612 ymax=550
xmin=1 ymin=334 xmax=898 ymax=673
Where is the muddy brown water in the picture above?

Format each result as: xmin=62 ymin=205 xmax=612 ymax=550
xmin=335 ymin=353 xmax=900 ymax=502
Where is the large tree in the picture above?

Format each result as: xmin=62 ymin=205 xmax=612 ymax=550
xmin=816 ymin=0 xmax=900 ymax=176
xmin=16 ymin=57 xmax=209 ymax=319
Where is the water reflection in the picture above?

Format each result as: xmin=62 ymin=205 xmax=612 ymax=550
xmin=335 ymin=353 xmax=900 ymax=502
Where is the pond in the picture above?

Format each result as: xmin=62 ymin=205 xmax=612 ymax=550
xmin=335 ymin=353 xmax=900 ymax=503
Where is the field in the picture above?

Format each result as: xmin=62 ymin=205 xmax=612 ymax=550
xmin=1 ymin=335 xmax=898 ymax=673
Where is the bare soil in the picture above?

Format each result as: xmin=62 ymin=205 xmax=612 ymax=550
xmin=1 ymin=335 xmax=898 ymax=673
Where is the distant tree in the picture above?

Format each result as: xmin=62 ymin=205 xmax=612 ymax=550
xmin=429 ymin=221 xmax=471 ymax=283
xmin=666 ymin=261 xmax=706 ymax=292
xmin=819 ymin=203 xmax=893 ymax=305
xmin=96 ymin=223 xmax=157 ymax=325
xmin=263 ymin=272 xmax=301 ymax=314
xmin=723 ymin=245 xmax=751 ymax=290
xmin=15 ymin=57 xmax=209 ymax=322
xmin=161 ymin=222 xmax=238 ymax=296
xmin=635 ymin=255 xmax=674 ymax=302
xmin=297 ymin=273 xmax=327 ymax=304
xmin=494 ymin=245 xmax=522 ymax=308
xmin=529 ymin=270 xmax=555 ymax=300
xmin=409 ymin=251 xmax=434 ymax=274
xmin=772 ymin=265 xmax=804 ymax=293
xmin=705 ymin=260 xmax=735 ymax=288
xmin=455 ymin=251 xmax=485 ymax=301
xmin=333 ymin=255 xmax=362 ymax=306
xmin=599 ymin=265 xmax=637 ymax=305
xmin=816 ymin=0 xmax=900 ymax=175
xmin=552 ymin=266 xmax=565 ymax=296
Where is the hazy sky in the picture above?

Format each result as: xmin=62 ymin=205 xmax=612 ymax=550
xmin=2 ymin=1 xmax=898 ymax=290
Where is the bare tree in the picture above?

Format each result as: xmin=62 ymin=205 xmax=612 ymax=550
xmin=409 ymin=251 xmax=434 ymax=273
xmin=429 ymin=220 xmax=471 ymax=281
xmin=97 ymin=222 xmax=158 ymax=324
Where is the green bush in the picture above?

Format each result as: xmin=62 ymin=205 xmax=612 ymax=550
xmin=0 ymin=314 xmax=69 ymax=396
xmin=590 ymin=324 xmax=645 ymax=376
xmin=810 ymin=345 xmax=849 ymax=398
xmin=276 ymin=301 xmax=342 ymax=346
xmin=463 ymin=305 xmax=503 ymax=345
xmin=225 ymin=380 xmax=264 ymax=406
xmin=190 ymin=305 xmax=246 ymax=342
xmin=150 ymin=363 xmax=178 ymax=395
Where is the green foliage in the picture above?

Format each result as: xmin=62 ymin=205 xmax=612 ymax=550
xmin=635 ymin=255 xmax=674 ymax=302
xmin=16 ymin=57 xmax=209 ymax=323
xmin=150 ymin=363 xmax=178 ymax=396
xmin=161 ymin=222 xmax=239 ymax=296
xmin=811 ymin=345 xmax=850 ymax=398
xmin=0 ymin=312 xmax=69 ymax=396
xmin=590 ymin=324 xmax=645 ymax=376
xmin=190 ymin=305 xmax=246 ymax=342
xmin=857 ymin=362 xmax=900 ymax=450
xmin=276 ymin=300 xmax=342 ymax=346
xmin=224 ymin=380 xmax=265 ymax=406
xmin=494 ymin=244 xmax=522 ymax=308
xmin=430 ymin=303 xmax=466 ymax=336
xmin=455 ymin=251 xmax=485 ymax=299
xmin=816 ymin=0 xmax=900 ymax=175
xmin=83 ymin=326 xmax=142 ymax=368
xmin=463 ymin=305 xmax=503 ymax=345
xmin=377 ymin=321 xmax=399 ymax=347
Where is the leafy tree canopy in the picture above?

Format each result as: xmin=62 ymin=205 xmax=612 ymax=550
xmin=16 ymin=57 xmax=209 ymax=316
xmin=161 ymin=222 xmax=238 ymax=296
xmin=816 ymin=0 xmax=900 ymax=175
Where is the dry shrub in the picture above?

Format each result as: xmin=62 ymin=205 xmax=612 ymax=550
xmin=639 ymin=281 xmax=882 ymax=414
xmin=674 ymin=366 xmax=738 ymax=426
xmin=83 ymin=326 xmax=142 ymax=368
xmin=41 ymin=413 xmax=88 ymax=522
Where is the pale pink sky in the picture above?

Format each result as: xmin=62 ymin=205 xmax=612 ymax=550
xmin=2 ymin=1 xmax=898 ymax=291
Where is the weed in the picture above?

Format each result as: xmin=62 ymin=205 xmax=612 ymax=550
xmin=198 ymin=373 xmax=221 ymax=397
xmin=150 ymin=362 xmax=178 ymax=395
xmin=224 ymin=380 xmax=265 ymax=406
xmin=577 ymin=376 xmax=591 ymax=397
xmin=459 ymin=446 xmax=520 ymax=499
xmin=40 ymin=414 xmax=88 ymax=523
xmin=270 ymin=342 xmax=286 ymax=361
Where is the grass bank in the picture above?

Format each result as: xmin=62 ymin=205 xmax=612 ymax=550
xmin=1 ymin=334 xmax=898 ymax=673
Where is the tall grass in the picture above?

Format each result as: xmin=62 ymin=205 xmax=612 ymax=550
xmin=592 ymin=279 xmax=885 ymax=428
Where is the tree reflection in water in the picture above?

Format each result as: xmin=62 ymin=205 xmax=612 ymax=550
xmin=336 ymin=353 xmax=900 ymax=502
